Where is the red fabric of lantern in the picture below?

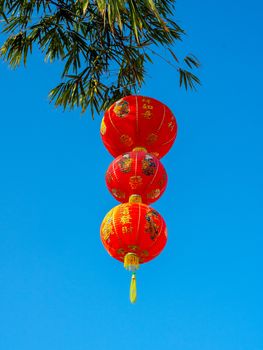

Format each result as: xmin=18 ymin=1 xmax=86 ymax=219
xmin=105 ymin=151 xmax=168 ymax=204
xmin=100 ymin=203 xmax=167 ymax=264
xmin=100 ymin=95 xmax=177 ymax=158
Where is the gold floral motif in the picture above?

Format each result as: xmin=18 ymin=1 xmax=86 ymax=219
xmin=117 ymin=248 xmax=126 ymax=256
xmin=168 ymin=117 xmax=176 ymax=131
xmin=118 ymin=154 xmax=133 ymax=173
xmin=158 ymin=173 xmax=167 ymax=187
xmin=145 ymin=210 xmax=160 ymax=240
xmin=127 ymin=245 xmax=138 ymax=252
xmin=146 ymin=133 xmax=158 ymax=145
xmin=120 ymin=134 xmax=133 ymax=147
xmin=113 ymin=99 xmax=130 ymax=117
xmin=129 ymin=175 xmax=143 ymax=189
xmin=142 ymin=154 xmax=156 ymax=176
xmin=141 ymin=250 xmax=149 ymax=257
xmin=147 ymin=188 xmax=161 ymax=199
xmin=112 ymin=188 xmax=126 ymax=199
xmin=100 ymin=117 xmax=106 ymax=135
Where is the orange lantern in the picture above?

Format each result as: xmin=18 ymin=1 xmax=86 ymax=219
xmin=100 ymin=199 xmax=167 ymax=303
xmin=105 ymin=150 xmax=168 ymax=204
xmin=100 ymin=95 xmax=177 ymax=158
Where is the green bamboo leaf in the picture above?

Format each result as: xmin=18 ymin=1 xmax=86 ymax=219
xmin=82 ymin=0 xmax=90 ymax=15
xmin=0 ymin=0 xmax=200 ymax=118
xmin=168 ymin=47 xmax=179 ymax=63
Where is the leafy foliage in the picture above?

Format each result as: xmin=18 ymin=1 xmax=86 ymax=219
xmin=0 ymin=0 xmax=200 ymax=117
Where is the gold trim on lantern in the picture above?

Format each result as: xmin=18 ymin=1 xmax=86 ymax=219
xmin=129 ymin=194 xmax=142 ymax=204
xmin=132 ymin=147 xmax=147 ymax=152
xmin=124 ymin=253 xmax=140 ymax=272
xmin=100 ymin=117 xmax=106 ymax=135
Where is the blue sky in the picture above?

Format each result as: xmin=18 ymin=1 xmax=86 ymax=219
xmin=0 ymin=1 xmax=262 ymax=349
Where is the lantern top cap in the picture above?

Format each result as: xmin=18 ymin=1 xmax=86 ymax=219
xmin=132 ymin=147 xmax=148 ymax=153
xmin=129 ymin=195 xmax=142 ymax=204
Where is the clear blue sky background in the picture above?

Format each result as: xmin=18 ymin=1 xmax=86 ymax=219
xmin=0 ymin=1 xmax=262 ymax=349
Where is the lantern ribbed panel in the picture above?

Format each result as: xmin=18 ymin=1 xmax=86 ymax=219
xmin=100 ymin=95 xmax=177 ymax=159
xmin=100 ymin=203 xmax=167 ymax=264
xmin=105 ymin=151 xmax=168 ymax=204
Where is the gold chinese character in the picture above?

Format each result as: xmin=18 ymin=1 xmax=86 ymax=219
xmin=143 ymin=103 xmax=154 ymax=110
xmin=120 ymin=215 xmax=132 ymax=225
xmin=129 ymin=175 xmax=143 ymax=189
xmin=143 ymin=110 xmax=152 ymax=119
xmin=122 ymin=226 xmax=133 ymax=234
xmin=122 ymin=207 xmax=130 ymax=216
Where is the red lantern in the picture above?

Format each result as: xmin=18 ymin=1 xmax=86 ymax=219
xmin=100 ymin=201 xmax=167 ymax=302
xmin=105 ymin=150 xmax=168 ymax=204
xmin=100 ymin=95 xmax=177 ymax=158
xmin=100 ymin=202 xmax=167 ymax=263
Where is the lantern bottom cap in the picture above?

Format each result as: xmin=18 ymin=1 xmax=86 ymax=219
xmin=129 ymin=194 xmax=142 ymax=204
xmin=124 ymin=253 xmax=140 ymax=272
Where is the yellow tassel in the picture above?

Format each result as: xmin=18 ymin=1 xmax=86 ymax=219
xmin=130 ymin=273 xmax=137 ymax=303
xmin=124 ymin=253 xmax=139 ymax=303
